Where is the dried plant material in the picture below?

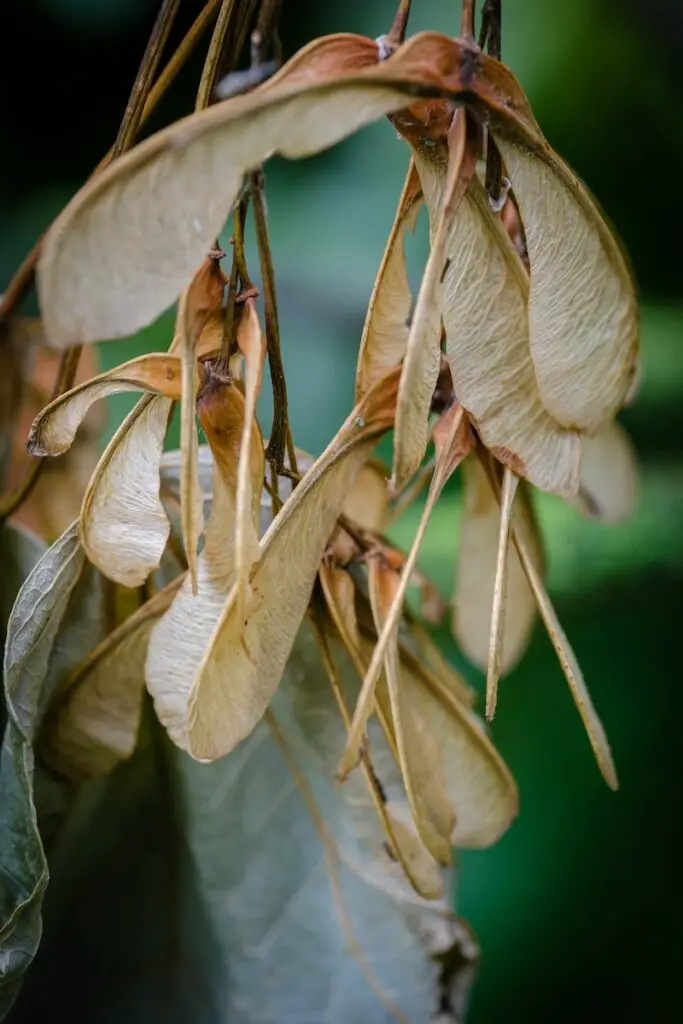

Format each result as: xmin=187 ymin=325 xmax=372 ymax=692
xmin=26 ymin=354 xmax=182 ymax=456
xmin=417 ymin=157 xmax=580 ymax=498
xmin=235 ymin=298 xmax=267 ymax=618
xmin=393 ymin=111 xmax=475 ymax=490
xmin=576 ymin=420 xmax=638 ymax=523
xmin=154 ymin=370 xmax=398 ymax=761
xmin=454 ymin=456 xmax=541 ymax=678
xmin=319 ymin=562 xmax=362 ymax=655
xmin=493 ymin=135 xmax=638 ymax=431
xmin=368 ymin=555 xmax=455 ymax=865
xmin=178 ymin=257 xmax=225 ymax=593
xmin=485 ymin=467 xmax=520 ymax=720
xmin=342 ymin=458 xmax=390 ymax=533
xmin=36 ymin=33 xmax=483 ymax=348
xmin=401 ymin=616 xmax=476 ymax=708
xmin=80 ymin=394 xmax=174 ymax=587
xmin=353 ymin=624 xmax=518 ymax=850
xmin=41 ymin=577 xmax=182 ymax=781
xmin=341 ymin=404 xmax=472 ymax=775
xmin=176 ymin=618 xmax=470 ymax=1022
xmin=394 ymin=643 xmax=518 ymax=849
xmin=312 ymin=615 xmax=443 ymax=900
xmin=146 ymin=380 xmax=262 ymax=751
xmin=355 ymin=161 xmax=422 ymax=401
xmin=500 ymin=485 xmax=618 ymax=790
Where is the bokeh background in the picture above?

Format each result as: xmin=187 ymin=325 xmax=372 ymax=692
xmin=3 ymin=0 xmax=682 ymax=1020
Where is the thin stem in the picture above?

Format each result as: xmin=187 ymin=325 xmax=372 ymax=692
xmin=387 ymin=0 xmax=412 ymax=45
xmin=0 ymin=0 xmax=221 ymax=321
xmin=478 ymin=0 xmax=501 ymax=57
xmin=252 ymin=0 xmax=282 ymax=65
xmin=195 ymin=0 xmax=236 ymax=112
xmin=460 ymin=0 xmax=476 ymax=40
xmin=113 ymin=0 xmax=181 ymax=158
xmin=0 ymin=346 xmax=81 ymax=521
xmin=249 ymin=170 xmax=297 ymax=475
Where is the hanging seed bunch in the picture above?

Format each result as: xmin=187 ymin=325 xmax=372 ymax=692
xmin=0 ymin=0 xmax=639 ymax=1019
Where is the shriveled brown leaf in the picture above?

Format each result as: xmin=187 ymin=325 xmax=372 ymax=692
xmin=355 ymin=161 xmax=423 ymax=402
xmin=392 ymin=111 xmax=475 ymax=490
xmin=80 ymin=393 xmax=174 ymax=587
xmin=453 ymin=456 xmax=541 ymax=679
xmin=178 ymin=257 xmax=225 ymax=593
xmin=36 ymin=33 xmax=479 ymax=348
xmin=340 ymin=403 xmax=472 ymax=775
xmin=41 ymin=577 xmax=182 ymax=781
xmin=235 ymin=298 xmax=266 ymax=619
xmin=416 ymin=157 xmax=580 ymax=497
xmin=26 ymin=354 xmax=181 ymax=456
xmin=146 ymin=380 xmax=263 ymax=752
xmin=368 ymin=555 xmax=455 ymax=865
xmin=576 ymin=419 xmax=638 ymax=523
xmin=152 ymin=369 xmax=399 ymax=761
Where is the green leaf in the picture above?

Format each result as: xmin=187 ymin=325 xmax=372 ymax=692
xmin=0 ymin=524 xmax=107 ymax=1017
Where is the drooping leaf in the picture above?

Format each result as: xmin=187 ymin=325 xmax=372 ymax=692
xmin=147 ymin=380 xmax=263 ymax=752
xmin=453 ymin=457 xmax=541 ymax=681
xmin=392 ymin=111 xmax=476 ymax=489
xmin=80 ymin=393 xmax=174 ymax=587
xmin=341 ymin=403 xmax=472 ymax=774
xmin=575 ymin=419 xmax=638 ymax=523
xmin=355 ymin=161 xmax=423 ymax=402
xmin=416 ymin=157 xmax=580 ymax=498
xmin=151 ymin=370 xmax=399 ymax=761
xmin=41 ymin=577 xmax=183 ymax=782
xmin=368 ymin=555 xmax=455 ymax=865
xmin=26 ymin=354 xmax=181 ymax=457
xmin=0 ymin=524 xmax=108 ymax=1012
xmin=175 ymin=616 xmax=470 ymax=1023
xmin=36 ymin=33 xmax=480 ymax=348
xmin=234 ymin=299 xmax=267 ymax=618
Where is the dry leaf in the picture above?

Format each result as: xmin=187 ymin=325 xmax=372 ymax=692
xmin=354 ymin=161 xmax=423 ymax=402
xmin=80 ymin=393 xmax=174 ymax=587
xmin=151 ymin=369 xmax=399 ymax=761
xmin=41 ymin=577 xmax=182 ymax=780
xmin=26 ymin=354 xmax=181 ymax=456
xmin=575 ymin=419 xmax=638 ymax=523
xmin=453 ymin=456 xmax=541 ymax=681
xmin=146 ymin=380 xmax=263 ymax=752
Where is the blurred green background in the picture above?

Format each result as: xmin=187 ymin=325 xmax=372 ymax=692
xmin=3 ymin=0 xmax=682 ymax=1020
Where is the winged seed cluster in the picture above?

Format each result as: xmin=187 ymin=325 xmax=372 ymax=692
xmin=1 ymin=4 xmax=639 ymax=1021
